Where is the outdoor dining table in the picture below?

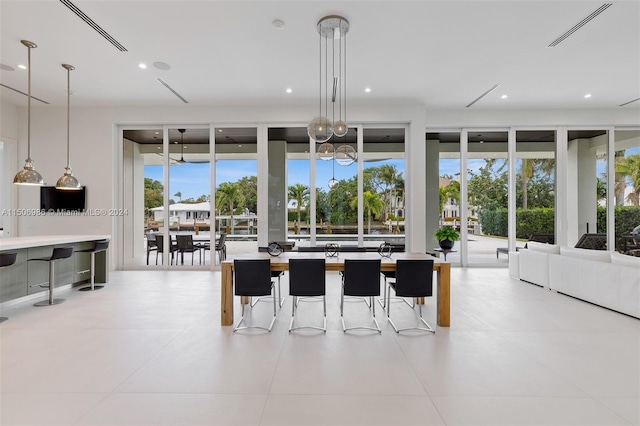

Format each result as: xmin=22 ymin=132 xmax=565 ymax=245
xmin=220 ymin=251 xmax=451 ymax=327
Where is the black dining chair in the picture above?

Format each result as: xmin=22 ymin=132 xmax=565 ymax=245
xmin=215 ymin=233 xmax=227 ymax=264
xmin=155 ymin=235 xmax=178 ymax=265
xmin=233 ymin=259 xmax=278 ymax=332
xmin=341 ymin=259 xmax=382 ymax=332
xmin=288 ymin=258 xmax=326 ymax=332
xmin=175 ymin=235 xmax=201 ymax=265
xmin=145 ymin=233 xmax=158 ymax=265
xmin=386 ymin=259 xmax=435 ymax=333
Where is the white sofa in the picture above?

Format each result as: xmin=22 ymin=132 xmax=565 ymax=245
xmin=517 ymin=241 xmax=560 ymax=289
xmin=515 ymin=243 xmax=640 ymax=319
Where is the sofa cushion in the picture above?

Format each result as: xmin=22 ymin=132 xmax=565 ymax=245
xmin=560 ymin=246 xmax=611 ymax=262
xmin=611 ymin=252 xmax=640 ymax=268
xmin=527 ymin=241 xmax=560 ymax=254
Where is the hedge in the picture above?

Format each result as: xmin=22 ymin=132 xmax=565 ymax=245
xmin=479 ymin=206 xmax=640 ymax=243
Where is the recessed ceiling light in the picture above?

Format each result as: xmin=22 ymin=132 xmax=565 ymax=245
xmin=152 ymin=61 xmax=171 ymax=71
xmin=17 ymin=64 xmax=26 ymax=70
xmin=584 ymin=93 xmax=592 ymax=98
xmin=272 ymin=19 xmax=285 ymax=30
xmin=286 ymin=88 xmax=292 ymax=93
xmin=238 ymin=144 xmax=242 ymax=148
xmin=218 ymin=129 xmax=223 ymax=133
xmin=479 ymin=140 xmax=484 ymax=144
xmin=365 ymin=87 xmax=371 ymax=93
xmin=155 ymin=131 xmax=159 ymax=135
xmin=156 ymin=146 xmax=161 ymax=150
xmin=138 ymin=63 xmax=147 ymax=69
xmin=501 ymin=94 xmax=508 ymax=99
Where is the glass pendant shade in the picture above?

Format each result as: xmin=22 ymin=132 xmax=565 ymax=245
xmin=335 ymin=144 xmax=356 ymax=166
xmin=13 ymin=40 xmax=45 ymax=186
xmin=317 ymin=142 xmax=334 ymax=161
xmin=328 ymin=177 xmax=339 ymax=188
xmin=333 ymin=120 xmax=348 ymax=137
xmin=307 ymin=116 xmax=333 ymax=143
xmin=56 ymin=64 xmax=81 ymax=190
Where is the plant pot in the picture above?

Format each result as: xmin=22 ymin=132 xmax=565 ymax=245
xmin=438 ymin=239 xmax=454 ymax=250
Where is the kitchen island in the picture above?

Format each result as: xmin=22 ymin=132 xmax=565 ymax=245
xmin=0 ymin=235 xmax=110 ymax=303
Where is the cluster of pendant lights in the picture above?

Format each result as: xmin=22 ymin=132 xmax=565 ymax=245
xmin=13 ymin=40 xmax=81 ymax=190
xmin=307 ymin=15 xmax=356 ymax=172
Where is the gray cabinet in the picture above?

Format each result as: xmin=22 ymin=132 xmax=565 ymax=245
xmin=0 ymin=249 xmax=28 ymax=302
xmin=73 ymin=242 xmax=93 ymax=284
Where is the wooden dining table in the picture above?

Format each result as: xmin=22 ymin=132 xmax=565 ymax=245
xmin=220 ymin=251 xmax=451 ymax=327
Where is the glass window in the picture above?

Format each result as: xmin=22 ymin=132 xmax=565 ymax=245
xmin=515 ymin=130 xmax=556 ymax=248
xmin=215 ymin=128 xmax=258 ymax=257
xmin=613 ymin=130 xmax=640 ymax=254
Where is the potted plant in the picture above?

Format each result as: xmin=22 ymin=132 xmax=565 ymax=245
xmin=435 ymin=225 xmax=459 ymax=250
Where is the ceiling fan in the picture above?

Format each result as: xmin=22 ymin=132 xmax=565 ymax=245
xmin=175 ymin=128 xmax=187 ymax=163
xmin=171 ymin=129 xmax=209 ymax=164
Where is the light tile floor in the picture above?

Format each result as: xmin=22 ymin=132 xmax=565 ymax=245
xmin=0 ymin=268 xmax=638 ymax=425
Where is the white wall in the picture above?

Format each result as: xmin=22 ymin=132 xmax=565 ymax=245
xmin=0 ymin=102 xmax=19 ymax=237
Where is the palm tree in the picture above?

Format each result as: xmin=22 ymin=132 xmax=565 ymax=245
xmin=174 ymin=191 xmax=182 ymax=202
xmin=615 ymin=153 xmax=640 ymax=205
xmin=217 ymin=182 xmax=243 ymax=234
xmin=351 ymin=191 xmax=384 ymax=233
xmin=288 ymin=183 xmax=309 ymax=234
xmin=520 ymin=159 xmax=534 ymax=209
xmin=378 ymin=164 xmax=401 ymax=221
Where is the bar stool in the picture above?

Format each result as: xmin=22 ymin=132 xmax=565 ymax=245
xmin=0 ymin=251 xmax=18 ymax=323
xmin=76 ymin=240 xmax=109 ymax=291
xmin=28 ymin=246 xmax=74 ymax=306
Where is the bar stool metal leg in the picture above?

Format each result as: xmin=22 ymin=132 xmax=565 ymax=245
xmin=34 ymin=260 xmax=65 ymax=306
xmin=79 ymin=251 xmax=104 ymax=291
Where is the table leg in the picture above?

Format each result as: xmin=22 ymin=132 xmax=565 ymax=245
xmin=221 ymin=262 xmax=234 ymax=326
xmin=437 ymin=263 xmax=450 ymax=327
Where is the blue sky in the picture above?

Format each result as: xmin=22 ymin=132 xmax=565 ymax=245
xmin=145 ymin=158 xmax=406 ymax=200
xmin=145 ymin=146 xmax=640 ymax=200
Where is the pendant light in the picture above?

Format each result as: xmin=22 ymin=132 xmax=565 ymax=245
xmin=56 ymin=64 xmax=81 ymax=190
xmin=13 ymin=40 xmax=45 ymax=186
xmin=328 ymin=147 xmax=338 ymax=188
xmin=317 ymin=141 xmax=334 ymax=161
xmin=307 ymin=15 xmax=349 ymax=144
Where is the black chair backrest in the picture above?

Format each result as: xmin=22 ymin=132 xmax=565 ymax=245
xmin=51 ymin=246 xmax=74 ymax=260
xmin=146 ymin=233 xmax=157 ymax=246
xmin=155 ymin=235 xmax=172 ymax=253
xmin=176 ymin=234 xmax=194 ymax=250
xmin=575 ymin=233 xmax=607 ymax=250
xmin=0 ymin=251 xmax=18 ymax=267
xmin=217 ymin=233 xmax=226 ymax=248
xmin=528 ymin=233 xmax=555 ymax=244
xmin=94 ymin=240 xmax=109 ymax=252
xmin=234 ymin=259 xmax=272 ymax=297
xmin=289 ymin=258 xmax=326 ymax=297
xmin=343 ymin=259 xmax=381 ymax=297
xmin=394 ymin=259 xmax=434 ymax=298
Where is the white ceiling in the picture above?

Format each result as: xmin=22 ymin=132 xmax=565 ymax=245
xmin=1 ymin=0 xmax=639 ymax=110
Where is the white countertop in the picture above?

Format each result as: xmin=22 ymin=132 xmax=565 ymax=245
xmin=0 ymin=235 xmax=111 ymax=251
